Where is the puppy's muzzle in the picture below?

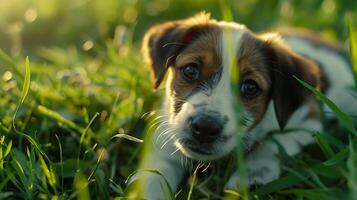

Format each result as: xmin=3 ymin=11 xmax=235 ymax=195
xmin=189 ymin=112 xmax=226 ymax=144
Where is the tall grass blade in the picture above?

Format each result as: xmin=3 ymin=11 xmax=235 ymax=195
xmin=220 ymin=2 xmax=249 ymax=198
xmin=295 ymin=77 xmax=357 ymax=135
xmin=12 ymin=57 xmax=31 ymax=125
xmin=73 ymin=174 xmax=91 ymax=200
xmin=347 ymin=138 xmax=357 ymax=200
xmin=55 ymin=134 xmax=64 ymax=191
xmin=219 ymin=0 xmax=234 ymax=22
xmin=80 ymin=112 xmax=99 ymax=145
xmin=21 ymin=57 xmax=30 ymax=104
xmin=38 ymin=152 xmax=57 ymax=190
xmin=347 ymin=14 xmax=357 ymax=91
xmin=187 ymin=167 xmax=198 ymax=200
xmin=323 ymin=147 xmax=350 ymax=166
xmin=37 ymin=105 xmax=84 ymax=133
xmin=87 ymin=148 xmax=104 ymax=181
xmin=111 ymin=133 xmax=143 ymax=143
xmin=315 ymin=133 xmax=335 ymax=159
xmin=125 ymin=169 xmax=174 ymax=199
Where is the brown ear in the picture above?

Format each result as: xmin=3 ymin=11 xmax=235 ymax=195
xmin=142 ymin=22 xmax=185 ymax=89
xmin=141 ymin=13 xmax=213 ymax=89
xmin=262 ymin=39 xmax=321 ymax=129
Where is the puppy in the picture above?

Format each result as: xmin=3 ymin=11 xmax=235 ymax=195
xmin=129 ymin=13 xmax=356 ymax=199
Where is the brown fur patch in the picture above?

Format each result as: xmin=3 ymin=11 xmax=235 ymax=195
xmin=237 ymin=33 xmax=272 ymax=126
xmin=168 ymin=27 xmax=222 ymax=114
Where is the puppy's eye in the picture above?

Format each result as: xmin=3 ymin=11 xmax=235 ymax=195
xmin=240 ymin=79 xmax=261 ymax=99
xmin=182 ymin=63 xmax=199 ymax=82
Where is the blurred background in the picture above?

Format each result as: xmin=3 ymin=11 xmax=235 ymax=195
xmin=1 ymin=0 xmax=356 ymax=56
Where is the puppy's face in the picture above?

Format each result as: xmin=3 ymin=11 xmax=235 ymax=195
xmin=143 ymin=13 xmax=321 ymax=160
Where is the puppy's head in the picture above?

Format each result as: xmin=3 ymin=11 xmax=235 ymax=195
xmin=142 ymin=13 xmax=321 ymax=160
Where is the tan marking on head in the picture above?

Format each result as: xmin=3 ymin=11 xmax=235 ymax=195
xmin=141 ymin=12 xmax=216 ymax=89
xmin=168 ymin=27 xmax=222 ymax=114
xmin=237 ymin=33 xmax=272 ymax=126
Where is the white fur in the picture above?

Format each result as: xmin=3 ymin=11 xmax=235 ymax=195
xmin=172 ymin=27 xmax=248 ymax=160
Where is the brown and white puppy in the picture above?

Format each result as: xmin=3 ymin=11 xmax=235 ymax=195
xmin=131 ymin=13 xmax=355 ymax=199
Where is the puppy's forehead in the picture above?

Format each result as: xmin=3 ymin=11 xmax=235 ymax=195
xmin=175 ymin=28 xmax=221 ymax=79
xmin=175 ymin=23 xmax=249 ymax=76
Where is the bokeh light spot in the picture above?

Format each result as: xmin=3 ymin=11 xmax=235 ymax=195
xmin=322 ymin=0 xmax=335 ymax=14
xmin=3 ymin=71 xmax=13 ymax=82
xmin=123 ymin=6 xmax=138 ymax=23
xmin=24 ymin=8 xmax=38 ymax=23
xmin=82 ymin=40 xmax=94 ymax=51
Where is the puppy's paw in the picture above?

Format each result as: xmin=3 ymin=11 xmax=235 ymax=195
xmin=225 ymin=162 xmax=280 ymax=189
xmin=225 ymin=171 xmax=242 ymax=189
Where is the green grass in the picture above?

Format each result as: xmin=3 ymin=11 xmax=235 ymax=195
xmin=1 ymin=0 xmax=357 ymax=199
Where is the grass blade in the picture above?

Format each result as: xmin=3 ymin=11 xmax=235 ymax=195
xmin=323 ymin=147 xmax=350 ymax=166
xmin=12 ymin=57 xmax=31 ymax=126
xmin=347 ymin=14 xmax=357 ymax=91
xmin=37 ymin=105 xmax=84 ymax=133
xmin=295 ymin=77 xmax=357 ymax=135
xmin=73 ymin=174 xmax=91 ymax=200
xmin=187 ymin=167 xmax=198 ymax=200
xmin=347 ymin=138 xmax=357 ymax=200
xmin=125 ymin=169 xmax=174 ymax=199
xmin=314 ymin=133 xmax=335 ymax=159
xmin=111 ymin=133 xmax=143 ymax=143
xmin=21 ymin=57 xmax=31 ymax=104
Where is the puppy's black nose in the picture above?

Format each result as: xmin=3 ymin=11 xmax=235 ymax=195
xmin=190 ymin=114 xmax=223 ymax=144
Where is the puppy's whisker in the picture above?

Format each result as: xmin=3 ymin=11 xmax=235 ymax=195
xmin=170 ymin=147 xmax=181 ymax=156
xmin=157 ymin=128 xmax=175 ymax=143
xmin=160 ymin=129 xmax=175 ymax=138
xmin=180 ymin=155 xmax=184 ymax=168
xmin=201 ymin=162 xmax=211 ymax=173
xmin=156 ymin=121 xmax=170 ymax=132
xmin=145 ymin=114 xmax=169 ymax=124
xmin=156 ymin=131 xmax=175 ymax=145
xmin=148 ymin=119 xmax=168 ymax=131
xmin=156 ymin=128 xmax=175 ymax=142
xmin=161 ymin=133 xmax=178 ymax=149
xmin=152 ymin=115 xmax=170 ymax=121
xmin=161 ymin=133 xmax=177 ymax=148
xmin=162 ymin=42 xmax=185 ymax=48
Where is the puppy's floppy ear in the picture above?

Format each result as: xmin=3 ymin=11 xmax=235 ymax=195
xmin=142 ymin=12 xmax=213 ymax=89
xmin=142 ymin=22 xmax=187 ymax=89
xmin=261 ymin=36 xmax=321 ymax=129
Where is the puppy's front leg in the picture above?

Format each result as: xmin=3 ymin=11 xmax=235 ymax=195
xmin=226 ymin=118 xmax=321 ymax=189
xmin=225 ymin=141 xmax=280 ymax=189
xmin=128 ymin=133 xmax=184 ymax=200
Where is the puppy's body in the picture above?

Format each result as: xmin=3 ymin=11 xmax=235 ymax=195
xmin=130 ymin=14 xmax=356 ymax=199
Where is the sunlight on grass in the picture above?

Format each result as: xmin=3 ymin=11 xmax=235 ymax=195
xmin=347 ymin=14 xmax=357 ymax=91
xmin=220 ymin=1 xmax=249 ymax=199
xmin=73 ymin=174 xmax=90 ymax=200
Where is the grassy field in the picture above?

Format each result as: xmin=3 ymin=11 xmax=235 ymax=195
xmin=1 ymin=0 xmax=357 ymax=199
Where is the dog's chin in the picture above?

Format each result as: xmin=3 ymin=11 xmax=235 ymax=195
xmin=174 ymin=138 xmax=235 ymax=161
